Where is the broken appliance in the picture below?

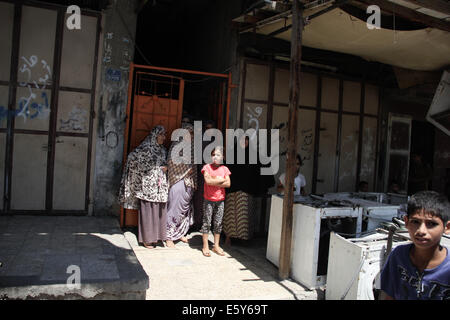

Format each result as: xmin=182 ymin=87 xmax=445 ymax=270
xmin=323 ymin=193 xmax=403 ymax=232
xmin=326 ymin=231 xmax=411 ymax=300
xmin=266 ymin=194 xmax=363 ymax=290
xmin=323 ymin=192 xmax=408 ymax=205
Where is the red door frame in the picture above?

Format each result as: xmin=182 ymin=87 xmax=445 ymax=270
xmin=120 ymin=63 xmax=232 ymax=227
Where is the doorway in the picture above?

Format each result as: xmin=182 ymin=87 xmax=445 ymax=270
xmin=120 ymin=64 xmax=232 ymax=227
xmin=408 ymin=120 xmax=435 ymax=194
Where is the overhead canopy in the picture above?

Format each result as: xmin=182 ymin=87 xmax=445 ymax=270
xmin=237 ymin=1 xmax=450 ymax=71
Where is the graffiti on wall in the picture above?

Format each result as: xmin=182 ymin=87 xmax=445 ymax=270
xmin=59 ymin=105 xmax=88 ymax=132
xmin=300 ymin=128 xmax=314 ymax=162
xmin=120 ymin=45 xmax=132 ymax=72
xmin=360 ymin=126 xmax=376 ymax=179
xmin=246 ymin=105 xmax=263 ymax=141
xmin=273 ymin=120 xmax=314 ymax=164
xmin=18 ymin=55 xmax=52 ymax=122
xmin=106 ymin=68 xmax=122 ymax=82
xmin=0 ymin=55 xmax=52 ymax=122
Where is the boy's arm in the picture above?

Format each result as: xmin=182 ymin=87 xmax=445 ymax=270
xmin=379 ymin=248 xmax=397 ymax=300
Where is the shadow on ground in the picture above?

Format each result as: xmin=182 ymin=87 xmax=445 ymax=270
xmin=0 ymin=216 xmax=149 ymax=300
xmin=125 ymin=225 xmax=323 ymax=300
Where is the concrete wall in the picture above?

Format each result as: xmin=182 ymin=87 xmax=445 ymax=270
xmin=92 ymin=0 xmax=138 ymax=216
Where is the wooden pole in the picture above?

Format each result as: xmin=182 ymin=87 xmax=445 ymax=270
xmin=279 ymin=0 xmax=303 ymax=280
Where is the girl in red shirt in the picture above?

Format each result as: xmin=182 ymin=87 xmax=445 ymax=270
xmin=200 ymin=146 xmax=231 ymax=257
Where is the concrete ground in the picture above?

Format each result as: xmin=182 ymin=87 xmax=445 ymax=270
xmin=0 ymin=215 xmax=322 ymax=300
xmin=125 ymin=229 xmax=323 ymax=300
xmin=0 ymin=216 xmax=148 ymax=299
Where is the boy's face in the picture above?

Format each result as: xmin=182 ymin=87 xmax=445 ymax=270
xmin=404 ymin=210 xmax=450 ymax=250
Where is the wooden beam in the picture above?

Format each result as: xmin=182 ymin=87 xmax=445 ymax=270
xmin=357 ymin=0 xmax=450 ymax=32
xmin=237 ymin=14 xmax=262 ymax=24
xmin=279 ymin=0 xmax=303 ymax=280
xmin=402 ymin=0 xmax=450 ymax=16
xmin=267 ymin=0 xmax=350 ymax=38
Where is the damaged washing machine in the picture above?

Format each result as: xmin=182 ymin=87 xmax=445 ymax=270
xmin=266 ymin=194 xmax=363 ymax=290
xmin=325 ymin=231 xmax=411 ymax=300
xmin=323 ymin=193 xmax=403 ymax=232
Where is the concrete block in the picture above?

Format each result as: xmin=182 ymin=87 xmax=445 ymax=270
xmin=0 ymin=255 xmax=15 ymax=276
xmin=6 ymin=253 xmax=45 ymax=276
xmin=123 ymin=231 xmax=139 ymax=248
xmin=41 ymin=254 xmax=82 ymax=282
xmin=21 ymin=235 xmax=51 ymax=254
xmin=80 ymin=254 xmax=120 ymax=281
xmin=0 ymin=236 xmax=25 ymax=255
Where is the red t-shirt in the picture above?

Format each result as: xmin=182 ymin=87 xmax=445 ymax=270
xmin=201 ymin=164 xmax=231 ymax=201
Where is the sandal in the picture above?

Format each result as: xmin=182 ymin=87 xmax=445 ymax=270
xmin=143 ymin=243 xmax=155 ymax=249
xmin=202 ymin=248 xmax=211 ymax=257
xmin=212 ymin=247 xmax=225 ymax=256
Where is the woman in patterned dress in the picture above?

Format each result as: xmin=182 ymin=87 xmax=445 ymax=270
xmin=118 ymin=125 xmax=169 ymax=249
xmin=165 ymin=123 xmax=198 ymax=248
xmin=223 ymin=135 xmax=261 ymax=246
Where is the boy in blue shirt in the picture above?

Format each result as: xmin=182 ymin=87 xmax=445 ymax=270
xmin=380 ymin=191 xmax=450 ymax=300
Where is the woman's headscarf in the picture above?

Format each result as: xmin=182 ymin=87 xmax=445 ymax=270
xmin=131 ymin=125 xmax=167 ymax=168
xmin=118 ymin=125 xmax=169 ymax=208
xmin=167 ymin=123 xmax=197 ymax=190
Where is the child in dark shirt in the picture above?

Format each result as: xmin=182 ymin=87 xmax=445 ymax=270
xmin=380 ymin=191 xmax=450 ymax=300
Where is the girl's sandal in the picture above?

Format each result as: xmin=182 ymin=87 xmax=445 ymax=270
xmin=202 ymin=248 xmax=211 ymax=257
xmin=212 ymin=247 xmax=225 ymax=256
xmin=143 ymin=243 xmax=155 ymax=249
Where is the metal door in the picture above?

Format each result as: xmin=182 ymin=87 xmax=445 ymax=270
xmin=1 ymin=2 xmax=101 ymax=215
xmin=384 ymin=113 xmax=412 ymax=193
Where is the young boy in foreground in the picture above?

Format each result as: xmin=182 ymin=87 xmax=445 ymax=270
xmin=380 ymin=191 xmax=450 ymax=300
